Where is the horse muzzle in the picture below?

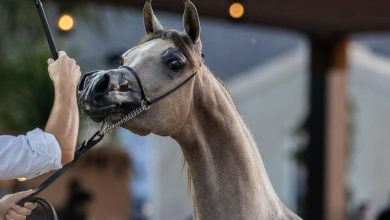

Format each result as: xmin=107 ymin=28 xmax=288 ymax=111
xmin=78 ymin=68 xmax=143 ymax=122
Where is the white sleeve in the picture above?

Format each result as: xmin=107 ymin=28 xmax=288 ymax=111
xmin=0 ymin=128 xmax=62 ymax=179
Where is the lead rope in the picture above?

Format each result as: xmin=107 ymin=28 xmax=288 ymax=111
xmin=29 ymin=1 xmax=153 ymax=219
xmin=20 ymin=101 xmax=150 ymax=220
xmin=20 ymin=65 xmax=198 ymax=219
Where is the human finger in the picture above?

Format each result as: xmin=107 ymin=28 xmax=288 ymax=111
xmin=5 ymin=190 xmax=33 ymax=204
xmin=73 ymin=64 xmax=81 ymax=72
xmin=58 ymin=51 xmax=67 ymax=58
xmin=47 ymin=58 xmax=55 ymax=65
xmin=6 ymin=209 xmax=26 ymax=220
xmin=5 ymin=214 xmax=16 ymax=220
xmin=23 ymin=202 xmax=36 ymax=210
xmin=12 ymin=205 xmax=32 ymax=216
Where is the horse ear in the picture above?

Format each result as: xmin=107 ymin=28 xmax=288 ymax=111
xmin=183 ymin=0 xmax=200 ymax=43
xmin=143 ymin=0 xmax=164 ymax=34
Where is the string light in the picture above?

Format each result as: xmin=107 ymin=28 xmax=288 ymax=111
xmin=229 ymin=2 xmax=245 ymax=19
xmin=17 ymin=177 xmax=27 ymax=182
xmin=57 ymin=13 xmax=75 ymax=32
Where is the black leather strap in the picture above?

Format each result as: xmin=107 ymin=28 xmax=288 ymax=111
xmin=147 ymin=73 xmax=196 ymax=104
xmin=17 ymin=131 xmax=104 ymax=206
xmin=120 ymin=65 xmax=197 ymax=105
xmin=27 ymin=197 xmax=59 ymax=220
xmin=120 ymin=66 xmax=148 ymax=102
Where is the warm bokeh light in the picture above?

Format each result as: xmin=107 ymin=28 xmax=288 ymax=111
xmin=57 ymin=13 xmax=75 ymax=32
xmin=17 ymin=177 xmax=27 ymax=182
xmin=229 ymin=2 xmax=245 ymax=19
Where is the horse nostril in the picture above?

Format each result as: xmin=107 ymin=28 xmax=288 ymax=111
xmin=119 ymin=82 xmax=130 ymax=92
xmin=94 ymin=74 xmax=110 ymax=94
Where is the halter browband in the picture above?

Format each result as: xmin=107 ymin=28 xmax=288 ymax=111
xmin=120 ymin=65 xmax=198 ymax=105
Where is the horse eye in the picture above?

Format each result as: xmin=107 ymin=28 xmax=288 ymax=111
xmin=168 ymin=60 xmax=183 ymax=72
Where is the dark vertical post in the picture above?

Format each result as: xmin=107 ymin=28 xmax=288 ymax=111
xmin=305 ymin=35 xmax=345 ymax=220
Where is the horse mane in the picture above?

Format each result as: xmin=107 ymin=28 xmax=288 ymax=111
xmin=138 ymin=29 xmax=243 ymax=194
xmin=138 ymin=29 xmax=235 ymax=107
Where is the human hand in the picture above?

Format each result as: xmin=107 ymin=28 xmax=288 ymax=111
xmin=0 ymin=190 xmax=37 ymax=220
xmin=47 ymin=51 xmax=81 ymax=92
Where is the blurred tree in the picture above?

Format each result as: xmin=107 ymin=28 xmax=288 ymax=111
xmin=0 ymin=0 xmax=54 ymax=133
xmin=0 ymin=0 xmax=94 ymax=134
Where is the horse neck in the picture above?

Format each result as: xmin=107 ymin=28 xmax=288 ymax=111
xmin=172 ymin=68 xmax=295 ymax=219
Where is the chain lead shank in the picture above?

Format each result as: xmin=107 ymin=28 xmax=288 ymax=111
xmin=98 ymin=100 xmax=150 ymax=135
xmin=17 ymin=101 xmax=150 ymax=210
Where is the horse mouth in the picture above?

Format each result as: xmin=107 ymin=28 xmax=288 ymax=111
xmin=78 ymin=67 xmax=144 ymax=123
xmin=85 ymin=102 xmax=141 ymax=123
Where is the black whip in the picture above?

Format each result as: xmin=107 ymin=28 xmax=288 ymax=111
xmin=35 ymin=0 xmax=58 ymax=60
xmin=18 ymin=1 xmax=106 ymax=219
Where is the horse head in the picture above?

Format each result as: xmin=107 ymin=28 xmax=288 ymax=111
xmin=78 ymin=0 xmax=203 ymax=136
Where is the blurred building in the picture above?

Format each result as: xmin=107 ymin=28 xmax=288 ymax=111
xmin=21 ymin=147 xmax=131 ymax=220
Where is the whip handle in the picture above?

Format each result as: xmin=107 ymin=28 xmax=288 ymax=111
xmin=35 ymin=0 xmax=58 ymax=59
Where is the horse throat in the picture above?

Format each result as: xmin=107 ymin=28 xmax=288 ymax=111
xmin=172 ymin=70 xmax=299 ymax=219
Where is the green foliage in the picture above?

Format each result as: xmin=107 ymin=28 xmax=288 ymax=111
xmin=0 ymin=1 xmax=102 ymax=134
xmin=0 ymin=1 xmax=53 ymax=133
xmin=0 ymin=51 xmax=53 ymax=133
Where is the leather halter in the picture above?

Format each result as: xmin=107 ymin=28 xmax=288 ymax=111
xmin=119 ymin=65 xmax=198 ymax=105
xmin=18 ymin=65 xmax=200 ymax=214
xmin=20 ymin=44 xmax=203 ymax=219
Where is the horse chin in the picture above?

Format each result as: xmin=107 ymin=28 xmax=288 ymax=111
xmin=87 ymin=107 xmax=115 ymax=123
xmin=106 ymin=112 xmax=127 ymax=123
xmin=87 ymin=101 xmax=142 ymax=123
xmin=131 ymin=129 xmax=151 ymax=136
xmin=121 ymin=125 xmax=151 ymax=136
xmin=120 ymin=119 xmax=151 ymax=136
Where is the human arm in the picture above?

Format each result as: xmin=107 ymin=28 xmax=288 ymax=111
xmin=45 ymin=51 xmax=81 ymax=164
xmin=0 ymin=51 xmax=80 ymax=179
xmin=0 ymin=130 xmax=61 ymax=179
xmin=0 ymin=190 xmax=36 ymax=220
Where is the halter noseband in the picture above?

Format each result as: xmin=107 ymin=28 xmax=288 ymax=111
xmin=119 ymin=65 xmax=198 ymax=105
xmin=94 ymin=60 xmax=203 ymax=134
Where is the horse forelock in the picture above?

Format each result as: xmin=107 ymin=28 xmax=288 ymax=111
xmin=136 ymin=30 xmax=235 ymax=110
xmin=137 ymin=30 xmax=203 ymax=68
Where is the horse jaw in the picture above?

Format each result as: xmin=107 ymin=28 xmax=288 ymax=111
xmin=121 ymin=122 xmax=151 ymax=136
